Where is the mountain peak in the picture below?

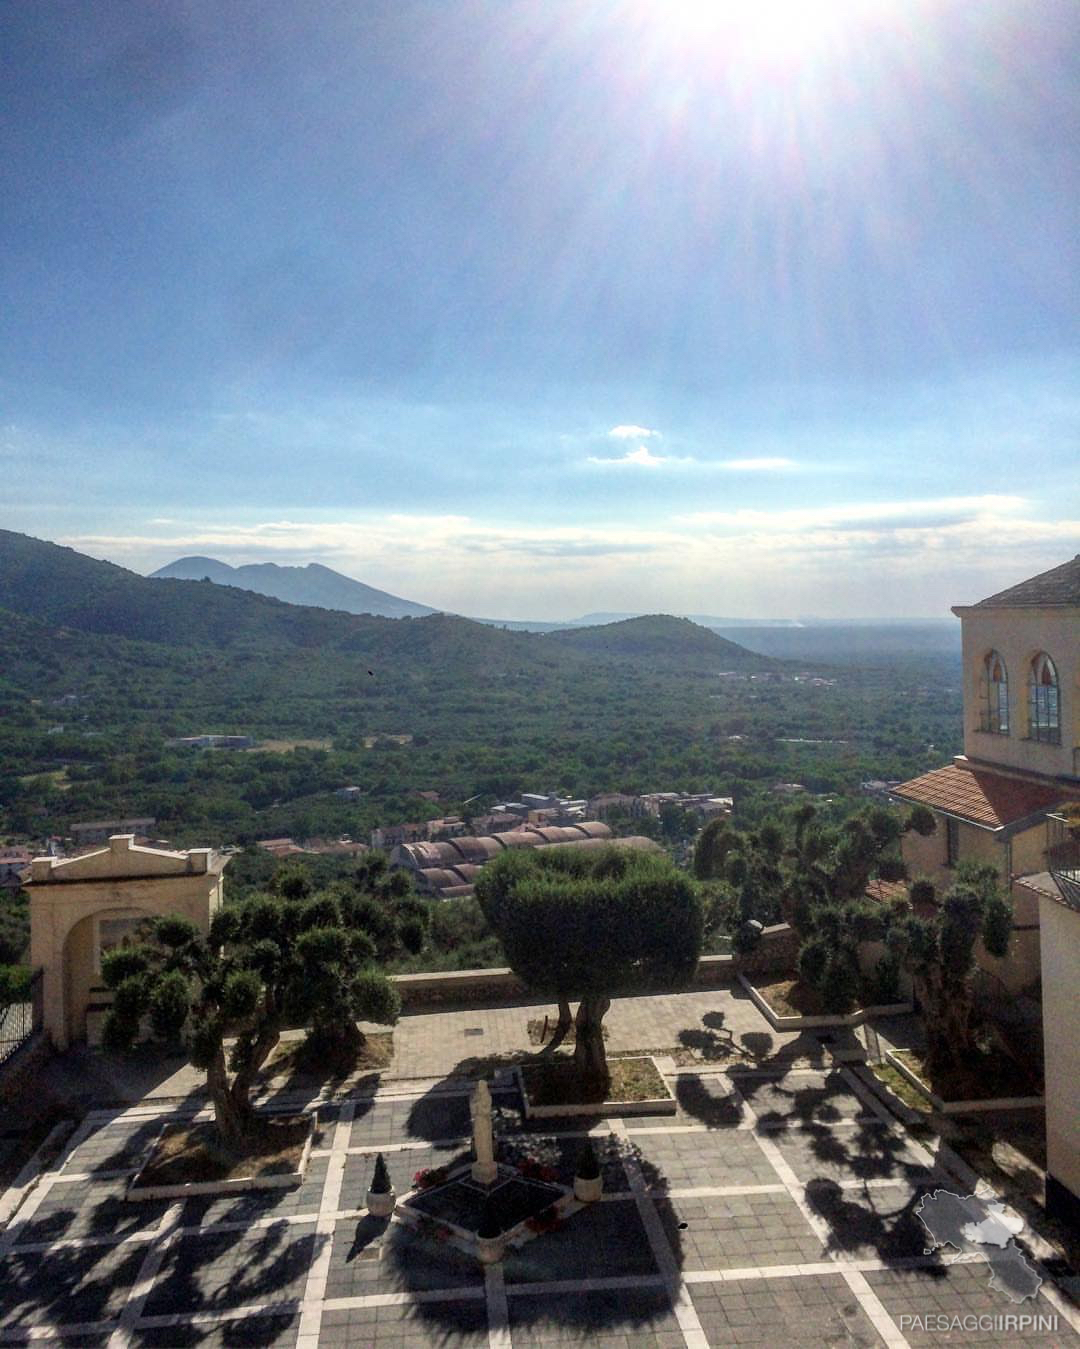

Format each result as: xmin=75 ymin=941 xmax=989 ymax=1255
xmin=150 ymin=555 xmax=437 ymax=618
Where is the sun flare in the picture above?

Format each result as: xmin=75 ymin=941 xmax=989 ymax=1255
xmin=655 ymin=0 xmax=886 ymax=69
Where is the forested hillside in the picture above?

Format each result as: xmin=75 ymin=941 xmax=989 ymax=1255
xmin=0 ymin=530 xmax=961 ymax=848
xmin=546 ymin=615 xmax=774 ymax=669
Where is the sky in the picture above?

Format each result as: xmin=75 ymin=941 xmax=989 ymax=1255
xmin=2 ymin=0 xmax=1078 ymax=621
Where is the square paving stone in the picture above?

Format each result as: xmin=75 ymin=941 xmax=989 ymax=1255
xmin=508 ymin=1285 xmax=682 ymax=1346
xmin=734 ymin=1071 xmax=873 ymax=1127
xmin=655 ymin=1191 xmax=825 ymax=1271
xmin=503 ymin=1198 xmax=658 ymax=1286
xmin=0 ymin=1241 xmax=146 ymax=1330
xmin=179 ymin=1157 xmax=329 ymax=1229
xmin=349 ymin=1095 xmax=472 ymax=1149
xmin=131 ymin=1315 xmax=299 ymax=1346
xmin=63 ymin=1118 xmax=170 ymax=1175
xmin=669 ymin=1074 xmax=746 ymax=1127
xmin=866 ymin=1265 xmax=1080 ymax=1345
xmin=804 ymin=1179 xmax=939 ymax=1264
xmin=631 ymin=1129 xmax=780 ymax=1190
xmin=320 ymin=1299 xmax=488 ymax=1346
xmin=689 ymin=1272 xmax=881 ymax=1346
xmin=324 ymin=1214 xmax=484 ymax=1298
xmin=16 ymin=1177 xmax=169 ymax=1245
xmin=766 ymin=1121 xmax=937 ymax=1186
xmin=144 ymin=1223 xmax=317 ymax=1316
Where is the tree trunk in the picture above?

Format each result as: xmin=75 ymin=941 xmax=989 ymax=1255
xmin=556 ymin=998 xmax=573 ymax=1032
xmin=573 ymin=996 xmax=610 ymax=1086
xmin=224 ymin=1014 xmax=281 ymax=1145
xmin=207 ymin=1047 xmax=251 ymax=1149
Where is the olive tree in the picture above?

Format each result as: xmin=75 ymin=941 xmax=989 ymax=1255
xmin=476 ymin=845 xmax=703 ymax=1082
xmin=890 ymin=863 xmax=1012 ymax=1076
xmin=101 ymin=890 xmax=401 ymax=1147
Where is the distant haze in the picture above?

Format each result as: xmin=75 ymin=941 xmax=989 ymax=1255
xmin=148 ymin=554 xmax=960 ymax=637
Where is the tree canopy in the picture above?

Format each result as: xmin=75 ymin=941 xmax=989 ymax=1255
xmin=476 ymin=844 xmax=703 ymax=1080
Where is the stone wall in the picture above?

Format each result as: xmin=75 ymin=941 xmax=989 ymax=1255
xmin=391 ymin=947 xmax=766 ymax=1010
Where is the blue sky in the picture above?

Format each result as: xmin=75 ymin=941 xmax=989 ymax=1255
xmin=2 ymin=0 xmax=1078 ymax=619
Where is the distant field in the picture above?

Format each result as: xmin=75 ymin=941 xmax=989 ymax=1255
xmin=18 ymin=769 xmax=70 ymax=790
xmin=248 ymin=738 xmax=333 ymax=753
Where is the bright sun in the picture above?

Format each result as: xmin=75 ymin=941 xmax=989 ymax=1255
xmin=660 ymin=0 xmax=875 ymax=69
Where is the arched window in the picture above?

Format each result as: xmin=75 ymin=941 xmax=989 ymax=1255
xmin=1028 ymin=653 xmax=1060 ymax=743
xmin=983 ymin=651 xmax=1009 ymax=734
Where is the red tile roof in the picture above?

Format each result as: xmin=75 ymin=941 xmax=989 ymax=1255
xmin=967 ymin=554 xmax=1080 ymax=608
xmin=893 ymin=762 xmax=1070 ymax=829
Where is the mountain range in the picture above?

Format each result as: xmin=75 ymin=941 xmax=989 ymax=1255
xmin=149 ymin=554 xmax=801 ymax=630
xmin=151 ymin=556 xmax=438 ymax=619
xmin=0 ymin=530 xmax=772 ymax=676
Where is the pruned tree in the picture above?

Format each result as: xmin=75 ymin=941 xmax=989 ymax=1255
xmin=476 ymin=845 xmax=703 ymax=1083
xmin=101 ymin=890 xmax=402 ymax=1147
xmin=890 ymin=862 xmax=1012 ymax=1076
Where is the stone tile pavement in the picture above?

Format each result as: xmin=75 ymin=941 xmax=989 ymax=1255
xmin=6 ymin=988 xmax=1079 ymax=1347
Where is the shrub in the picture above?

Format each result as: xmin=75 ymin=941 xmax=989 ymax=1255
xmin=866 ymin=952 xmax=902 ymax=1006
xmin=369 ymin=1152 xmax=392 ymax=1194
xmin=820 ymin=954 xmax=858 ymax=1014
xmin=797 ymin=935 xmax=829 ymax=988
xmin=575 ymin=1138 xmax=600 ymax=1180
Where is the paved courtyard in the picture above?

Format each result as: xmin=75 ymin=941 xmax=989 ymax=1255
xmin=3 ymin=1044 xmax=1078 ymax=1348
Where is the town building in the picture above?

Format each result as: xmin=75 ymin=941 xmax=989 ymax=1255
xmin=390 ymin=822 xmax=660 ymax=899
xmin=70 ymin=818 xmax=157 ymax=847
xmin=26 ymin=834 xmax=228 ymax=1050
xmin=892 ymin=556 xmax=1080 ymax=993
xmin=891 ymin=555 xmax=1080 ymax=1223
xmin=0 ymin=846 xmax=32 ymax=889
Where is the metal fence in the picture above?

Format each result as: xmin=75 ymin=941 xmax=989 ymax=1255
xmin=0 ymin=968 xmax=43 ymax=1065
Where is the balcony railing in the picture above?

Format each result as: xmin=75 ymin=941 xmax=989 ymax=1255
xmin=1047 ymin=814 xmax=1080 ymax=912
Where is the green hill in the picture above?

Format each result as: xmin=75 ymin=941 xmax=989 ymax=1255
xmin=545 ymin=614 xmax=773 ymax=669
xmin=0 ymin=529 xmax=574 ymax=676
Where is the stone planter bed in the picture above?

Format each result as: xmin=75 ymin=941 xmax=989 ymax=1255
xmin=885 ymin=1049 xmax=1044 ymax=1115
xmin=126 ymin=1112 xmax=315 ymax=1201
xmin=738 ymin=973 xmax=912 ymax=1030
xmin=517 ymin=1055 xmax=676 ymax=1118
xmin=395 ymin=1159 xmax=578 ymax=1260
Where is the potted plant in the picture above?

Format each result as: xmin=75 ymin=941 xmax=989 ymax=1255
xmin=476 ymin=1196 xmax=503 ymax=1264
xmin=573 ymin=1138 xmax=602 ymax=1202
xmin=366 ymin=1152 xmax=396 ymax=1217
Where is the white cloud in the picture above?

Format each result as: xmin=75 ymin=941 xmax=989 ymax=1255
xmin=720 ymin=457 xmax=795 ymax=471
xmin=588 ymin=444 xmax=676 ymax=468
xmin=62 ymin=494 xmax=1080 ymax=621
xmin=679 ymin=494 xmax=1029 ymax=529
xmin=608 ymin=424 xmax=659 ymax=440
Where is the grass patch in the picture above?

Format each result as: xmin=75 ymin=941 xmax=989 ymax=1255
xmin=133 ymin=1115 xmax=310 ymax=1188
xmin=755 ymin=979 xmax=830 ymax=1017
xmin=871 ymin=1062 xmax=933 ymax=1114
xmin=265 ymin=1031 xmax=393 ymax=1080
xmin=521 ymin=1055 xmax=669 ymax=1106
xmin=893 ymin=1048 xmax=1040 ymax=1103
